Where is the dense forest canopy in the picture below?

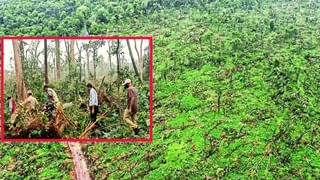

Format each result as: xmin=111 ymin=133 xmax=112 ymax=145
xmin=0 ymin=0 xmax=319 ymax=179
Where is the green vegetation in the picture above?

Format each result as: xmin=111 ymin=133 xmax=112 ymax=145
xmin=1 ymin=0 xmax=320 ymax=179
xmin=0 ymin=143 xmax=72 ymax=179
xmin=4 ymin=38 xmax=150 ymax=139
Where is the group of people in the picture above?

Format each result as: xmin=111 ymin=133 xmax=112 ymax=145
xmin=86 ymin=79 xmax=140 ymax=135
xmin=7 ymin=90 xmax=39 ymax=120
xmin=7 ymin=79 xmax=140 ymax=136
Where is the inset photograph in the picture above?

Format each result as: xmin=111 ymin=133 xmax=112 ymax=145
xmin=2 ymin=37 xmax=152 ymax=141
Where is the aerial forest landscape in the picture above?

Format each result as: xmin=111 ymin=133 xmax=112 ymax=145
xmin=0 ymin=0 xmax=319 ymax=179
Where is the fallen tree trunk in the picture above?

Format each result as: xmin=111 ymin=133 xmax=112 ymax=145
xmin=67 ymin=142 xmax=92 ymax=180
xmin=79 ymin=121 xmax=97 ymax=139
xmin=63 ymin=99 xmax=91 ymax=179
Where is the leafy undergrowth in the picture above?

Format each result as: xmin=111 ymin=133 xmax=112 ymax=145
xmin=4 ymin=81 xmax=150 ymax=139
xmin=1 ymin=0 xmax=320 ymax=179
xmin=63 ymin=105 xmax=150 ymax=139
xmin=85 ymin=62 xmax=319 ymax=179
xmin=84 ymin=4 xmax=320 ymax=179
xmin=0 ymin=143 xmax=72 ymax=179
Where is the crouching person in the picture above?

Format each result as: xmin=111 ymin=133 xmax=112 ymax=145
xmin=21 ymin=90 xmax=38 ymax=116
xmin=43 ymin=85 xmax=60 ymax=138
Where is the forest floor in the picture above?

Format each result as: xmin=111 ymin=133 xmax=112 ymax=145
xmin=4 ymin=100 xmax=150 ymax=139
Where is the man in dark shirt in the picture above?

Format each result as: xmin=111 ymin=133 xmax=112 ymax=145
xmin=122 ymin=79 xmax=139 ymax=135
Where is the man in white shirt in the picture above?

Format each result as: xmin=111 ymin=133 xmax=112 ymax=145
xmin=87 ymin=83 xmax=99 ymax=122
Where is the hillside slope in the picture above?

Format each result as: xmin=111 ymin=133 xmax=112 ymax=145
xmin=0 ymin=0 xmax=319 ymax=179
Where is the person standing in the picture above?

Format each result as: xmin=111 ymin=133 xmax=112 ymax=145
xmin=87 ymin=83 xmax=99 ymax=122
xmin=122 ymin=79 xmax=139 ymax=135
xmin=7 ymin=96 xmax=16 ymax=116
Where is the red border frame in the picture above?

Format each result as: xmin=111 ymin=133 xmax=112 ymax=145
xmin=1 ymin=36 xmax=153 ymax=143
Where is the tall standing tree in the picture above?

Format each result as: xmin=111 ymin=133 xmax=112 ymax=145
xmin=48 ymin=44 xmax=55 ymax=81
xmin=76 ymin=40 xmax=83 ymax=81
xmin=134 ymin=39 xmax=144 ymax=81
xmin=19 ymin=40 xmax=25 ymax=63
xmin=106 ymin=40 xmax=113 ymax=71
xmin=0 ymin=41 xmax=1 ymax=119
xmin=64 ymin=40 xmax=76 ymax=80
xmin=44 ymin=39 xmax=49 ymax=84
xmin=83 ymin=43 xmax=90 ymax=79
xmin=64 ymin=40 xmax=70 ymax=64
xmin=126 ymin=40 xmax=142 ymax=82
xmin=55 ymin=40 xmax=61 ymax=80
xmin=116 ymin=39 xmax=122 ymax=118
xmin=70 ymin=39 xmax=76 ymax=81
xmin=70 ymin=40 xmax=76 ymax=62
xmin=12 ymin=40 xmax=27 ymax=101
xmin=89 ymin=40 xmax=105 ymax=83
xmin=27 ymin=40 xmax=41 ymax=73
xmin=92 ymin=43 xmax=97 ymax=83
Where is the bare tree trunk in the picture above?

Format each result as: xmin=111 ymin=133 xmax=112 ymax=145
xmin=70 ymin=40 xmax=76 ymax=80
xmin=134 ymin=40 xmax=140 ymax=60
xmin=70 ymin=40 xmax=76 ymax=62
xmin=107 ymin=40 xmax=112 ymax=71
xmin=33 ymin=40 xmax=41 ymax=73
xmin=139 ymin=40 xmax=144 ymax=80
xmin=120 ymin=54 xmax=124 ymax=67
xmin=65 ymin=40 xmax=76 ymax=80
xmin=126 ymin=40 xmax=142 ymax=82
xmin=55 ymin=40 xmax=61 ymax=80
xmin=67 ymin=143 xmax=91 ymax=180
xmin=116 ymin=39 xmax=122 ymax=119
xmin=51 ymin=49 xmax=56 ymax=81
xmin=44 ymin=39 xmax=49 ymax=84
xmin=93 ymin=48 xmax=97 ymax=83
xmin=86 ymin=50 xmax=90 ymax=78
xmin=12 ymin=40 xmax=27 ymax=101
xmin=19 ymin=40 xmax=25 ymax=63
xmin=134 ymin=40 xmax=144 ymax=82
xmin=19 ymin=40 xmax=26 ymax=82
xmin=0 ymin=41 xmax=1 ymax=124
xmin=64 ymin=40 xmax=71 ymax=79
xmin=0 ymin=41 xmax=2 ymax=131
xmin=83 ymin=63 xmax=86 ymax=80
xmin=76 ymin=41 xmax=82 ymax=81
